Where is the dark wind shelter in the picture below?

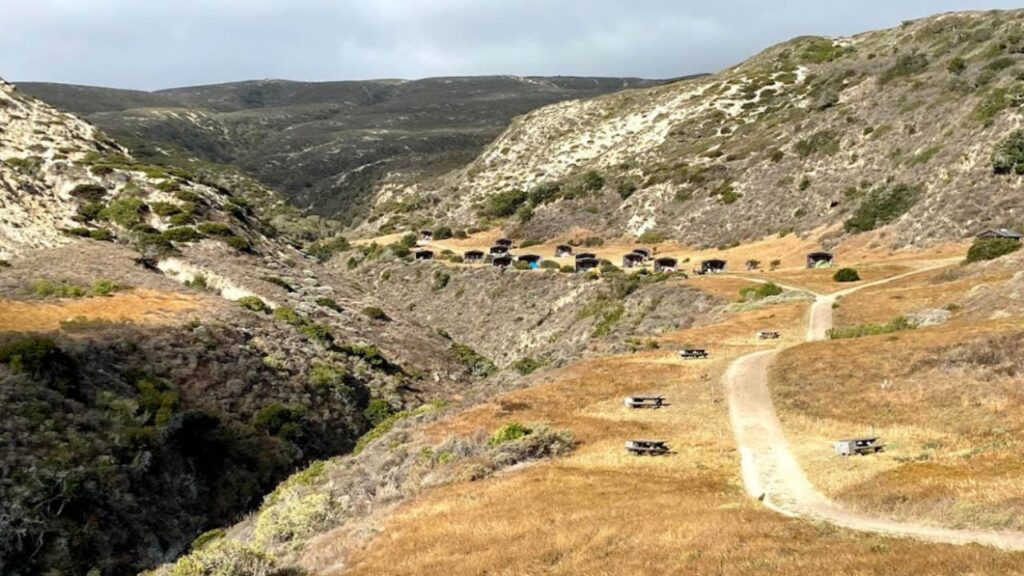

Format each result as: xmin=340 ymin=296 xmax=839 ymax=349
xmin=622 ymin=253 xmax=644 ymax=268
xmin=576 ymin=257 xmax=600 ymax=272
xmin=653 ymin=257 xmax=678 ymax=273
xmin=495 ymin=238 xmax=514 ymax=248
xmin=555 ymin=245 xmax=573 ymax=257
xmin=492 ymin=255 xmax=513 ymax=267
xmin=700 ymin=259 xmax=727 ymax=274
xmin=414 ymin=250 xmax=434 ymax=260
xmin=806 ymin=251 xmax=834 ymax=268
xmin=464 ymin=250 xmax=485 ymax=262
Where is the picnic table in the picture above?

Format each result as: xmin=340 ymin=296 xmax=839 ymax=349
xmin=625 ymin=439 xmax=670 ymax=455
xmin=623 ymin=395 xmax=666 ymax=409
xmin=679 ymin=348 xmax=709 ymax=359
xmin=757 ymin=331 xmax=781 ymax=340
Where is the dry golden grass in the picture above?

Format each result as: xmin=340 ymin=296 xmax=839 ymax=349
xmin=771 ymin=318 xmax=1024 ymax=531
xmin=311 ymin=285 xmax=1024 ymax=575
xmin=833 ymin=264 xmax=1017 ymax=326
xmin=0 ymin=289 xmax=203 ymax=331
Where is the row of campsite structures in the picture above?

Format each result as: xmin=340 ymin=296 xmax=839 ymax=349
xmin=415 ymin=230 xmax=840 ymax=273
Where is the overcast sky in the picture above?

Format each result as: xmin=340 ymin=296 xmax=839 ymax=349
xmin=2 ymin=0 xmax=1021 ymax=90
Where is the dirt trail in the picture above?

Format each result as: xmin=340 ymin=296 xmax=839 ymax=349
xmin=725 ymin=260 xmax=1024 ymax=550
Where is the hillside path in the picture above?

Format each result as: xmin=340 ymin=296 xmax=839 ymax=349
xmin=724 ymin=261 xmax=1024 ymax=550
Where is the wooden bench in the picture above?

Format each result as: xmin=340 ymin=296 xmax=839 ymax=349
xmin=834 ymin=437 xmax=884 ymax=456
xmin=679 ymin=349 xmax=709 ymax=360
xmin=623 ymin=395 xmax=665 ymax=409
xmin=625 ymin=439 xmax=670 ymax=455
xmin=757 ymin=331 xmax=781 ymax=340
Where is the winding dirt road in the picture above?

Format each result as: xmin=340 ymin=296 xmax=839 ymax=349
xmin=725 ymin=261 xmax=1024 ymax=550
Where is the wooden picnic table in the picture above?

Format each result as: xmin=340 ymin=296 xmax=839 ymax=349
xmin=623 ymin=395 xmax=666 ymax=409
xmin=625 ymin=439 xmax=670 ymax=455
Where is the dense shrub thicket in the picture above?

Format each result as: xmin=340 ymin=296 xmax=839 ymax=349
xmin=844 ymin=184 xmax=919 ymax=233
xmin=965 ymin=237 xmax=1022 ymax=263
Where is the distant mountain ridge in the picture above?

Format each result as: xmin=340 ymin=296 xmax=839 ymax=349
xmin=18 ymin=75 xmax=673 ymax=223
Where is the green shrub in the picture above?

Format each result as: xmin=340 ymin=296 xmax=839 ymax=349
xmin=90 ymin=279 xmax=123 ymax=296
xmin=150 ymin=201 xmax=182 ymax=217
xmin=948 ymin=56 xmax=967 ymax=75
xmin=637 ymin=230 xmax=667 ymax=244
xmin=69 ymin=183 xmax=108 ymax=202
xmin=100 ymin=197 xmax=147 ymax=227
xmin=363 ymin=398 xmax=394 ymax=426
xmin=843 ymin=184 xmax=919 ymax=233
xmin=582 ymin=236 xmax=604 ymax=247
xmin=880 ymin=53 xmax=929 ymax=84
xmin=272 ymin=305 xmax=305 ymax=326
xmin=432 ymin=270 xmax=451 ymax=290
xmin=528 ymin=181 xmax=563 ymax=206
xmin=89 ymin=228 xmax=113 ymax=241
xmin=353 ymin=402 xmax=442 ymax=454
xmin=965 ymin=237 xmax=1022 ymax=263
xmin=617 ymin=179 xmax=638 ymax=199
xmin=833 ymin=268 xmax=861 ymax=282
xmin=513 ymin=260 xmax=532 ymax=270
xmin=161 ymin=226 xmax=203 ymax=243
xmin=307 ymin=362 xmax=349 ymax=393
xmin=540 ymin=260 xmax=560 ymax=269
xmin=992 ymin=130 xmax=1024 ymax=174
xmin=433 ymin=226 xmax=453 ymax=240
xmin=738 ymin=282 xmax=784 ymax=302
xmin=77 ymin=201 xmax=104 ymax=222
xmin=481 ymin=189 xmax=528 ymax=218
xmin=794 ymin=129 xmax=840 ymax=158
xmin=361 ymin=306 xmax=390 ymax=321
xmin=560 ymin=265 xmax=575 ymax=273
xmin=306 ymin=236 xmax=351 ymax=262
xmin=829 ymin=316 xmax=914 ymax=339
xmin=300 ymin=322 xmax=333 ymax=343
xmin=520 ymin=238 xmax=543 ymax=248
xmin=32 ymin=279 xmax=86 ymax=298
xmin=197 ymin=222 xmax=234 ymax=236
xmin=185 ymin=274 xmax=207 ymax=290
xmin=512 ymin=357 xmax=545 ymax=375
xmin=0 ymin=336 xmax=77 ymax=395
xmin=488 ymin=422 xmax=533 ymax=446
xmin=451 ymin=343 xmax=497 ymax=377
xmin=261 ymin=276 xmax=294 ymax=292
xmin=253 ymin=403 xmax=306 ymax=439
xmin=237 ymin=296 xmax=269 ymax=313
xmin=316 ymin=297 xmax=342 ymax=312
xmin=225 ymin=236 xmax=252 ymax=252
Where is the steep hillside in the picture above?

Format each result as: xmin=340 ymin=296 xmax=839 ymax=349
xmin=378 ymin=10 xmax=1024 ymax=248
xmin=18 ymin=76 xmax=667 ymax=224
xmin=0 ymin=78 xmax=494 ymax=575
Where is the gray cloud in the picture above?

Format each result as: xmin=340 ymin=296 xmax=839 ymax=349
xmin=1 ymin=0 xmax=1020 ymax=89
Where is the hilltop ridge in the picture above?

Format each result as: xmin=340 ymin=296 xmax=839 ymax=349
xmin=372 ymin=10 xmax=1024 ymax=249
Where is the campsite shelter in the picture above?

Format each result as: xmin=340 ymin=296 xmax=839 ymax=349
xmin=492 ymin=255 xmax=513 ymax=267
xmin=518 ymin=254 xmax=543 ymax=269
xmin=700 ymin=259 xmax=727 ymax=274
xmin=464 ymin=250 xmax=485 ymax=262
xmin=495 ymin=238 xmax=514 ymax=247
xmin=489 ymin=245 xmax=510 ymax=255
xmin=576 ymin=257 xmax=600 ymax=272
xmin=806 ymin=251 xmax=835 ymax=268
xmin=420 ymin=230 xmax=433 ymax=242
xmin=414 ymin=250 xmax=434 ymax=261
xmin=633 ymin=248 xmax=652 ymax=260
xmin=653 ymin=257 xmax=678 ymax=273
xmin=622 ymin=253 xmax=645 ymax=268
xmin=977 ymin=228 xmax=1023 ymax=241
xmin=555 ymin=245 xmax=573 ymax=257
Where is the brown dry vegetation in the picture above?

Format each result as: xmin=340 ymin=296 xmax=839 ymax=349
xmin=772 ymin=317 xmax=1024 ymax=532
xmin=313 ymin=260 xmax=1024 ymax=575
xmin=0 ymin=289 xmax=203 ymax=331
